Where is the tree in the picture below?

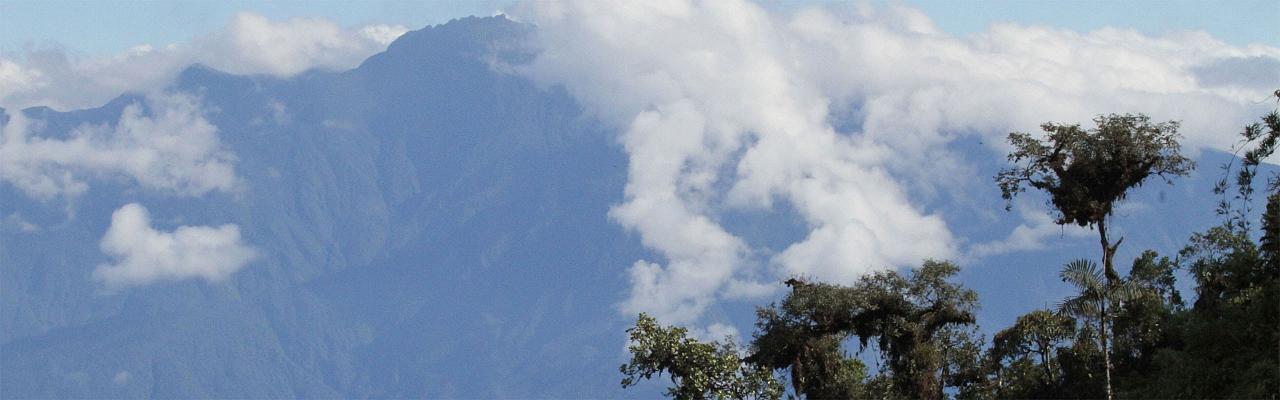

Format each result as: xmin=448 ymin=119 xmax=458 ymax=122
xmin=1263 ymin=192 xmax=1280 ymax=265
xmin=749 ymin=260 xmax=978 ymax=399
xmin=1215 ymin=89 xmax=1280 ymax=233
xmin=996 ymin=113 xmax=1193 ymax=399
xmin=1056 ymin=258 xmax=1151 ymax=399
xmin=987 ymin=309 xmax=1077 ymax=397
xmin=937 ymin=325 xmax=989 ymax=400
xmin=747 ymin=279 xmax=870 ymax=399
xmin=860 ymin=260 xmax=979 ymax=399
xmin=1127 ymin=95 xmax=1280 ymax=398
xmin=1110 ymin=250 xmax=1182 ymax=393
xmin=1166 ymin=204 xmax=1279 ymax=398
xmin=620 ymin=314 xmax=783 ymax=400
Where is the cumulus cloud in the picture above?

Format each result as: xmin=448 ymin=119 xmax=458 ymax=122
xmin=94 ymin=203 xmax=256 ymax=289
xmin=511 ymin=0 xmax=1280 ymax=324
xmin=0 ymin=13 xmax=407 ymax=110
xmin=0 ymin=92 xmax=239 ymax=200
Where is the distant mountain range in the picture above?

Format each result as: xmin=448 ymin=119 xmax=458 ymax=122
xmin=0 ymin=16 xmax=1259 ymax=398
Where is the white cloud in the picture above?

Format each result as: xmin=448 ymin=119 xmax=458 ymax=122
xmin=0 ymin=92 xmax=239 ymax=200
xmin=694 ymin=322 xmax=741 ymax=345
xmin=359 ymin=24 xmax=412 ymax=46
xmin=0 ymin=13 xmax=407 ymax=110
xmin=94 ymin=203 xmax=256 ymax=289
xmin=203 ymin=13 xmax=407 ymax=77
xmin=511 ymin=0 xmax=1280 ymax=325
xmin=967 ymin=204 xmax=1094 ymax=259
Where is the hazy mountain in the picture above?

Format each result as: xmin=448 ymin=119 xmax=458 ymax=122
xmin=1 ymin=16 xmax=653 ymax=398
xmin=0 ymin=15 xmax=1250 ymax=398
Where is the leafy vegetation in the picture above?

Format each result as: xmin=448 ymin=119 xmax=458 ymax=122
xmin=620 ymin=314 xmax=783 ymax=400
xmin=620 ymin=96 xmax=1279 ymax=399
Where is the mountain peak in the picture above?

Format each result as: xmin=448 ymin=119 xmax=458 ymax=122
xmin=359 ymin=15 xmax=530 ymax=72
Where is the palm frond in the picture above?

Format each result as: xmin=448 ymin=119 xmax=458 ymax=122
xmin=1057 ymin=296 xmax=1101 ymax=318
xmin=1059 ymin=259 xmax=1104 ymax=292
xmin=1110 ymin=280 xmax=1152 ymax=303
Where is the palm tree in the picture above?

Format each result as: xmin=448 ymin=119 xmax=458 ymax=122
xmin=1057 ymin=259 xmax=1144 ymax=400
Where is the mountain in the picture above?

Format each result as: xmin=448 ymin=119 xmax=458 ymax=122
xmin=0 ymin=15 xmax=1254 ymax=398
xmin=1 ymin=16 xmax=656 ymax=398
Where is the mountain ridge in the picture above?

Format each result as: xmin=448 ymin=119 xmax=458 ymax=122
xmin=0 ymin=14 xmax=1264 ymax=398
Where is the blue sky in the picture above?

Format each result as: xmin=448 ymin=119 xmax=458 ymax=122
xmin=2 ymin=2 xmax=1279 ymax=396
xmin=2 ymin=0 xmax=1277 ymax=55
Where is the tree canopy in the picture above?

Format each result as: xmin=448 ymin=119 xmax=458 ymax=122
xmin=996 ymin=114 xmax=1193 ymax=228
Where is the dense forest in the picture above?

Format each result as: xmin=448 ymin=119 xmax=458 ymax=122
xmin=619 ymin=93 xmax=1280 ymax=399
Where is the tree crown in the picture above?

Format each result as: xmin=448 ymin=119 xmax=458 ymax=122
xmin=997 ymin=114 xmax=1194 ymax=226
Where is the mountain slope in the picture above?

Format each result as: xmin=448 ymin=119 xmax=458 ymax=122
xmin=1 ymin=16 xmax=651 ymax=398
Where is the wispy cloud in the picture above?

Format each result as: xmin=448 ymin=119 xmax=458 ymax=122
xmin=512 ymin=0 xmax=1279 ymax=325
xmin=0 ymin=92 xmax=239 ymax=200
xmin=0 ymin=12 xmax=407 ymax=110
xmin=967 ymin=204 xmax=1094 ymax=259
xmin=94 ymin=203 xmax=256 ymax=289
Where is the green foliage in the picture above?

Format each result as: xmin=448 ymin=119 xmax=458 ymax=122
xmin=976 ymin=254 xmax=1183 ymax=400
xmin=860 ymin=261 xmax=979 ymax=399
xmin=996 ymin=114 xmax=1194 ymax=227
xmin=996 ymin=113 xmax=1195 ymax=400
xmin=749 ymin=260 xmax=978 ymax=399
xmin=1058 ymin=259 xmax=1149 ymax=320
xmin=621 ymin=314 xmax=784 ymax=400
xmin=1263 ymin=193 xmax=1280 ymax=265
xmin=1138 ymin=222 xmax=1280 ymax=398
xmin=746 ymin=278 xmax=869 ymax=398
xmin=991 ymin=310 xmax=1074 ymax=383
xmin=747 ymin=280 xmax=872 ymax=398
xmin=937 ymin=325 xmax=988 ymax=399
xmin=980 ymin=309 xmax=1080 ymax=399
xmin=1119 ymin=99 xmax=1278 ymax=398
xmin=1110 ymin=252 xmax=1182 ymax=388
xmin=1216 ymin=90 xmax=1280 ymax=232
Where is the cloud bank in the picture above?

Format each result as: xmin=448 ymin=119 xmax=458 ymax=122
xmin=0 ymin=92 xmax=239 ymax=200
xmin=0 ymin=12 xmax=407 ymax=110
xmin=94 ymin=203 xmax=256 ymax=289
xmin=512 ymin=0 xmax=1280 ymax=324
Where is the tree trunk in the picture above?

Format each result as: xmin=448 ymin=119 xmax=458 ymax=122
xmin=1097 ymin=218 xmax=1116 ymax=400
xmin=791 ymin=344 xmax=807 ymax=398
xmin=790 ymin=356 xmax=803 ymax=398
xmin=1100 ymin=298 xmax=1113 ymax=400
xmin=1040 ymin=345 xmax=1055 ymax=383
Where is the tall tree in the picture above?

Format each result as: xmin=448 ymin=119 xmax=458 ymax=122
xmin=1056 ymin=258 xmax=1151 ymax=399
xmin=996 ymin=113 xmax=1193 ymax=399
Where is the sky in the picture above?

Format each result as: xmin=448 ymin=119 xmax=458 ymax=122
xmin=2 ymin=0 xmax=1279 ymax=334
xmin=2 ymin=0 xmax=1276 ymax=56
